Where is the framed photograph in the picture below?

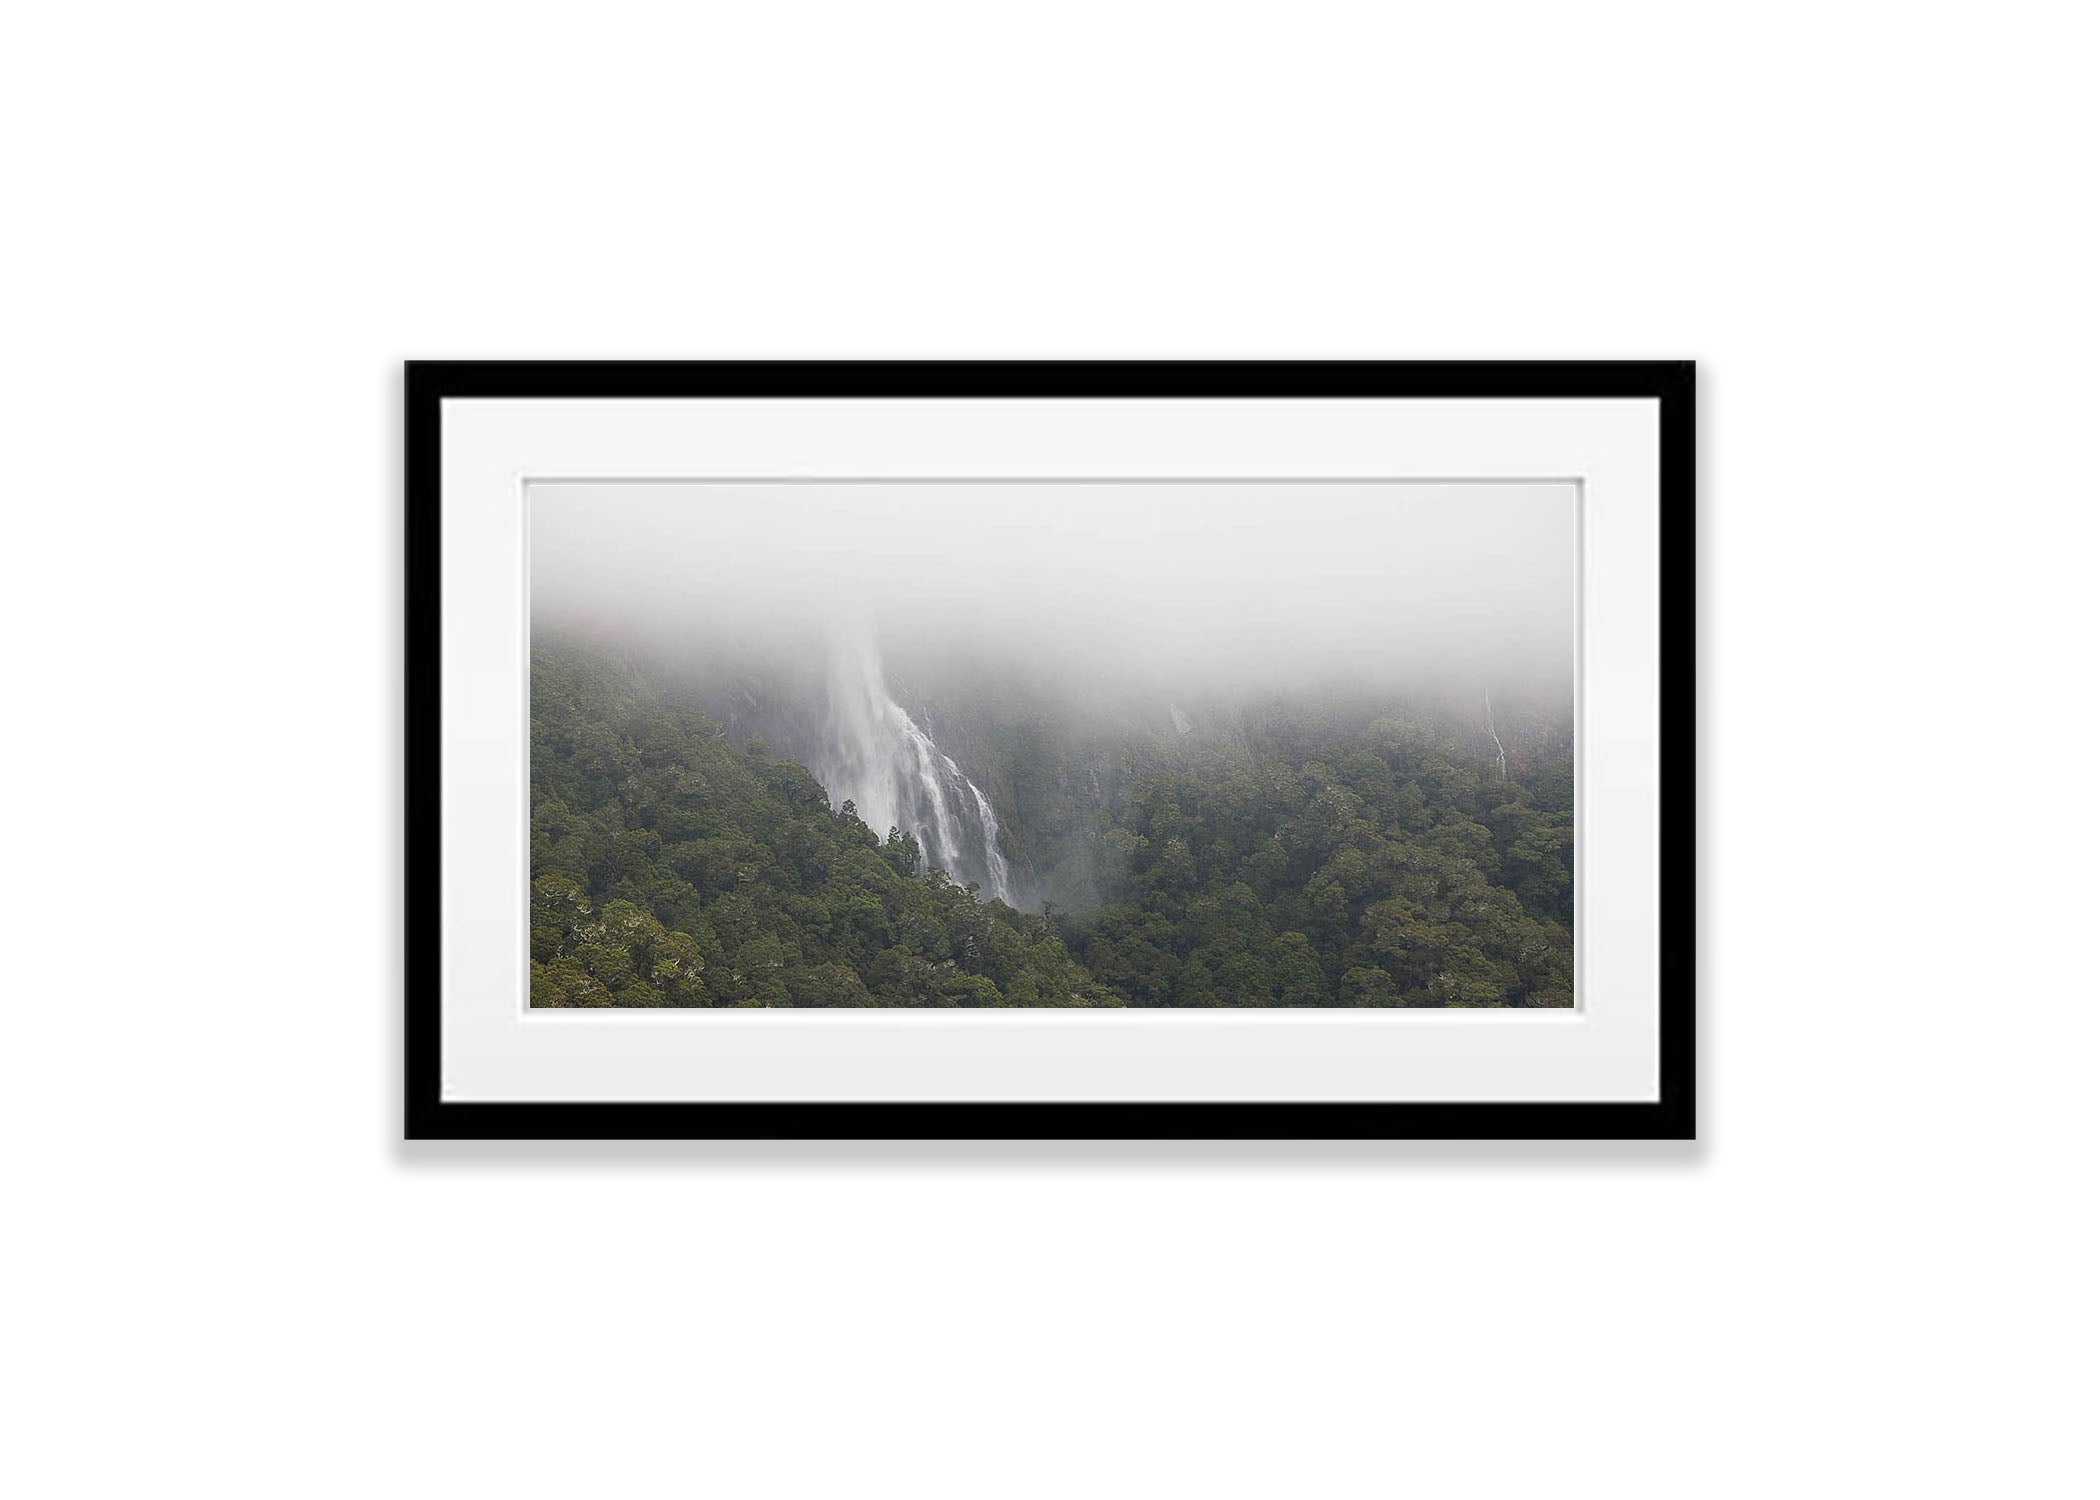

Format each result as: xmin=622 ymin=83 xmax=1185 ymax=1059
xmin=406 ymin=361 xmax=1693 ymax=1139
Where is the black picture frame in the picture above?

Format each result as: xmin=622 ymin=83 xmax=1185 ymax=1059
xmin=406 ymin=360 xmax=1694 ymax=1140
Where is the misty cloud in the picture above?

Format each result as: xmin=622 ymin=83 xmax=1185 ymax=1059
xmin=529 ymin=480 xmax=1575 ymax=695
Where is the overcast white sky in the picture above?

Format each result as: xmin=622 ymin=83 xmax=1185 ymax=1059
xmin=530 ymin=481 xmax=1575 ymax=692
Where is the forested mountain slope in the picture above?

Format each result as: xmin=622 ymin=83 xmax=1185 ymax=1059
xmin=530 ymin=648 xmax=1112 ymax=1008
xmin=529 ymin=640 xmax=1573 ymax=1007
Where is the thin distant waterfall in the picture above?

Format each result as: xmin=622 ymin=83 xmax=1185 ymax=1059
xmin=969 ymin=782 xmax=1014 ymax=900
xmin=1484 ymin=690 xmax=1508 ymax=781
xmin=815 ymin=631 xmax=1015 ymax=903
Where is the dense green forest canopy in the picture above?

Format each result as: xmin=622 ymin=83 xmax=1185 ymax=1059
xmin=529 ymin=639 xmax=1574 ymax=1008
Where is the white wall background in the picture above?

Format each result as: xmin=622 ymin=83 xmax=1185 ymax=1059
xmin=5 ymin=4 xmax=2093 ymax=1496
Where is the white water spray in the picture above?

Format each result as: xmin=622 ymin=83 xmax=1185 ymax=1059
xmin=814 ymin=630 xmax=1016 ymax=903
xmin=969 ymin=783 xmax=1014 ymax=900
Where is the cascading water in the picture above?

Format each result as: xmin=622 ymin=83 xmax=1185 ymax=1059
xmin=968 ymin=783 xmax=1013 ymax=900
xmin=815 ymin=631 xmax=1016 ymax=904
xmin=1483 ymin=689 xmax=1508 ymax=781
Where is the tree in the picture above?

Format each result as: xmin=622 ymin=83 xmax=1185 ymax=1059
xmin=652 ymin=930 xmax=708 ymax=1005
xmin=1338 ymin=966 xmax=1399 ymax=1007
xmin=883 ymin=826 xmax=922 ymax=877
xmin=788 ymin=962 xmax=870 ymax=1008
xmin=1271 ymin=932 xmax=1330 ymax=1006
xmin=731 ymin=935 xmax=791 ymax=1007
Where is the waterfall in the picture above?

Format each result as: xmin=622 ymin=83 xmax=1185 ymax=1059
xmin=1483 ymin=689 xmax=1507 ymax=781
xmin=815 ymin=631 xmax=1016 ymax=904
xmin=968 ymin=782 xmax=1013 ymax=901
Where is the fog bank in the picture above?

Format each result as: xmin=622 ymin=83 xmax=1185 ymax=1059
xmin=530 ymin=480 xmax=1575 ymax=696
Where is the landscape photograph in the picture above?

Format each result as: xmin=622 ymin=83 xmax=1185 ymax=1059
xmin=528 ymin=481 xmax=1576 ymax=1008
